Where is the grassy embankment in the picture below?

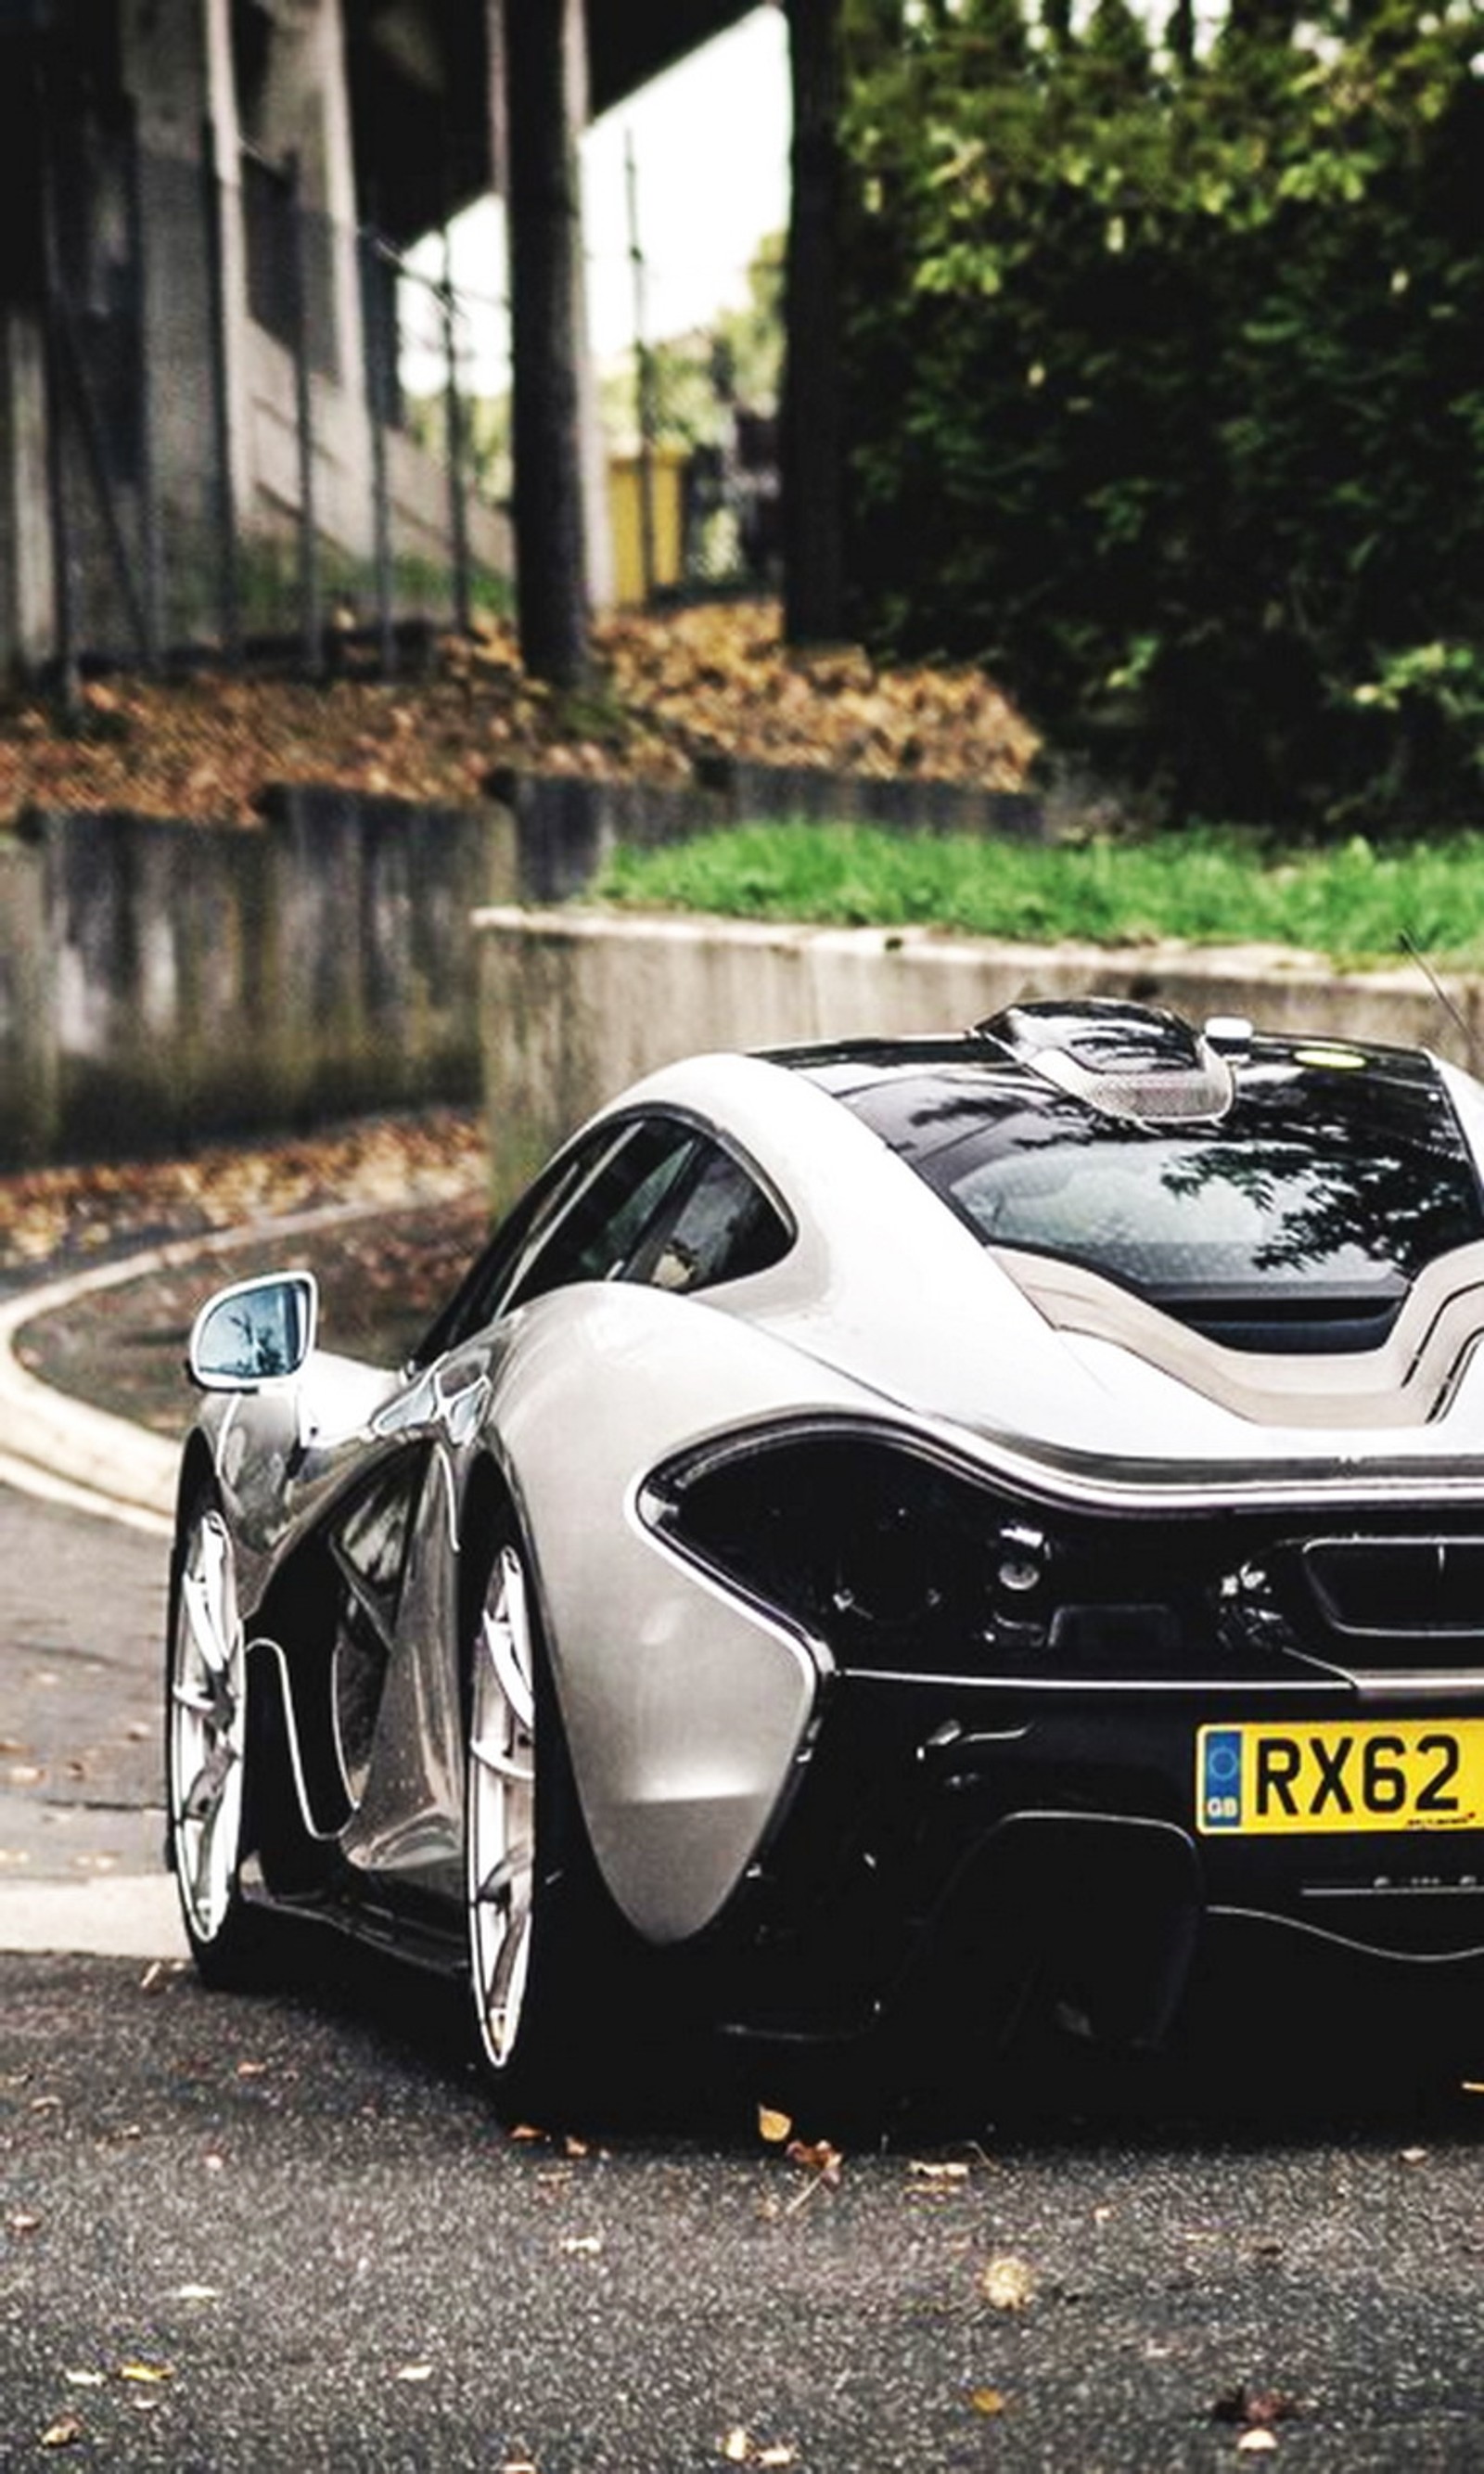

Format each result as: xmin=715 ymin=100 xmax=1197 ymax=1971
xmin=595 ymin=824 xmax=1484 ymax=969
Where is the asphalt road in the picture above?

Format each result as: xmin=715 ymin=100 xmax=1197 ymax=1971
xmin=8 ymin=1479 xmax=1484 ymax=2470
xmin=0 ymin=1482 xmax=170 ymax=1887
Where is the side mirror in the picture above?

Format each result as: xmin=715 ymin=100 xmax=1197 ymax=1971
xmin=187 ymin=1272 xmax=318 ymax=1391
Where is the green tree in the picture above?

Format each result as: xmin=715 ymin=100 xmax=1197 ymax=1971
xmin=840 ymin=0 xmax=1484 ymax=827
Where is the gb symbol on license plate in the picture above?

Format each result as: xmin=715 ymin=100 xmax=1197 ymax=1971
xmin=1201 ymin=1727 xmax=1243 ymax=1829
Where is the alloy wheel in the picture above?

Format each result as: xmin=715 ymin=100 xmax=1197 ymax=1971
xmin=467 ymin=1543 xmax=538 ymax=2071
xmin=169 ymin=1503 xmax=247 ymax=1946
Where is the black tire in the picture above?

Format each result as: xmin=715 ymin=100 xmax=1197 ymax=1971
xmin=165 ymin=1482 xmax=275 ymax=1989
xmin=464 ymin=1519 xmax=659 ymax=2127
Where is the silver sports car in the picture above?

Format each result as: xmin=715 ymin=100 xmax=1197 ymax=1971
xmin=168 ymin=999 xmax=1484 ymax=2115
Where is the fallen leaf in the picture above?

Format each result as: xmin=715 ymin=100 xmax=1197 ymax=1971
xmin=1399 ymin=2146 xmax=1428 ymax=2165
xmin=394 ymin=2363 xmax=434 ymax=2384
xmin=560 ymin=2236 xmax=603 ymax=2256
xmin=61 ymin=2371 xmax=105 ymax=2390
xmin=786 ymin=2137 xmax=843 ymax=2186
xmin=236 ymin=2060 xmax=269 ymax=2080
xmin=173 ymin=2284 xmax=220 ymax=2302
xmin=117 ymin=2362 xmax=173 ymax=2385
xmin=7 ymin=2211 xmax=42 ymax=2235
xmin=909 ymin=2160 xmax=970 ymax=2183
xmin=563 ymin=2134 xmax=592 ymax=2160
xmin=968 ymin=2386 xmax=1008 ymax=2416
xmin=39 ymin=2415 xmax=85 ymax=2448
xmin=1236 ymin=2434 xmax=1279 ymax=2456
xmin=716 ymin=2434 xmax=794 ymax=2469
xmin=757 ymin=2106 xmax=793 ymax=2146
xmin=980 ymin=2254 xmax=1038 ymax=2313
xmin=1211 ymin=2385 xmax=1301 ymax=2430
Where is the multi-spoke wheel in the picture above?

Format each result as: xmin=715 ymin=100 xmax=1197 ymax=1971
xmin=166 ymin=1486 xmax=267 ymax=1986
xmin=467 ymin=1538 xmax=539 ymax=2079
xmin=466 ymin=1519 xmax=638 ymax=2123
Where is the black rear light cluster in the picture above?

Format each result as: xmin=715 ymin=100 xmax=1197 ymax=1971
xmin=646 ymin=1431 xmax=1110 ymax=1677
xmin=646 ymin=1429 xmax=1320 ymax=1685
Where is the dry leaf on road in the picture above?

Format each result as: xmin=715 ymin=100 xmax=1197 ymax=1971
xmin=980 ymin=2255 xmax=1039 ymax=2313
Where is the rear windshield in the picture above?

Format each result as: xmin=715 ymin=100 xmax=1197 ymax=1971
xmin=812 ymin=1045 xmax=1484 ymax=1352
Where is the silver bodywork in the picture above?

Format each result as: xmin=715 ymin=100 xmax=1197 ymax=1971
xmin=177 ymin=1033 xmax=1484 ymax=1989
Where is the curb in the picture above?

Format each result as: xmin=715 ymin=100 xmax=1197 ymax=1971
xmin=0 ymin=1194 xmax=454 ymax=1534
xmin=0 ymin=1251 xmax=185 ymax=1530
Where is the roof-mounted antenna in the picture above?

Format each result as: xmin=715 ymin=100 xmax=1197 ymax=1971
xmin=1398 ymin=929 xmax=1478 ymax=1073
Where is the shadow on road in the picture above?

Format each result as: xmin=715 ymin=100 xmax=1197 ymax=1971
xmin=201 ymin=1900 xmax=1484 ymax=2158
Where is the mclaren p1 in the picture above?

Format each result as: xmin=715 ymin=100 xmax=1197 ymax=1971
xmin=167 ymin=1000 xmax=1484 ymax=2114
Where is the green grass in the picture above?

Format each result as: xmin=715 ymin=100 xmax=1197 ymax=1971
xmin=594 ymin=823 xmax=1484 ymax=968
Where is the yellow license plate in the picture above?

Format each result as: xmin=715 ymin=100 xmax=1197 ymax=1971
xmin=1196 ymin=1720 xmax=1484 ymax=1836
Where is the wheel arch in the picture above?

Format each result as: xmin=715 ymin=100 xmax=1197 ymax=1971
xmin=455 ymin=1455 xmax=523 ymax=1705
xmin=173 ymin=1430 xmax=217 ymax=1538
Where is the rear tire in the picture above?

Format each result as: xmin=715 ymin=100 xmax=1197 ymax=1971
xmin=465 ymin=1521 xmax=661 ymax=2127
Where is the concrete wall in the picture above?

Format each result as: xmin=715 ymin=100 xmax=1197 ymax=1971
xmin=0 ymin=835 xmax=57 ymax=1162
xmin=0 ymin=791 xmax=516 ymax=1165
xmin=475 ymin=904 xmax=1484 ymax=1208
xmin=495 ymin=762 xmax=1047 ymax=904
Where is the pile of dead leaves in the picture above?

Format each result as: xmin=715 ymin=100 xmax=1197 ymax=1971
xmin=0 ymin=602 xmax=1037 ymax=829
xmin=0 ymin=1109 xmax=485 ymax=1278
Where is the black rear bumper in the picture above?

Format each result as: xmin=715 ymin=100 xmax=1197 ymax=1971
xmin=704 ymin=1676 xmax=1484 ymax=2049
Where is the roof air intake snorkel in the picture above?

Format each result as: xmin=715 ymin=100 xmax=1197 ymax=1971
xmin=973 ymin=998 xmax=1235 ymax=1124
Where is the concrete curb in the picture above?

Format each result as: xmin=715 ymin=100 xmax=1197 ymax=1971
xmin=0 ymin=1874 xmax=186 ymax=1961
xmin=0 ymin=1252 xmax=185 ymax=1528
xmin=0 ymin=1194 xmax=458 ymax=1532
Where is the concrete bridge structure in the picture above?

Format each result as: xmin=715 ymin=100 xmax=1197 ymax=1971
xmin=0 ymin=0 xmax=763 ymax=673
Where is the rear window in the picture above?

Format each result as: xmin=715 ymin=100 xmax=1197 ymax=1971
xmin=815 ymin=1047 xmax=1484 ymax=1352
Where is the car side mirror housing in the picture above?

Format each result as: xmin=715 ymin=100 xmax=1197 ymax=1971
xmin=187 ymin=1273 xmax=318 ymax=1391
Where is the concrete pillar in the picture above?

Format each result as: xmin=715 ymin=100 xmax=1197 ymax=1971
xmin=0 ymin=304 xmax=54 ymax=672
xmin=119 ymin=0 xmax=253 ymax=540
xmin=234 ymin=0 xmax=372 ymax=552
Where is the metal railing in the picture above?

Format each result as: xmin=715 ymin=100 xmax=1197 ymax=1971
xmin=38 ymin=109 xmax=509 ymax=686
